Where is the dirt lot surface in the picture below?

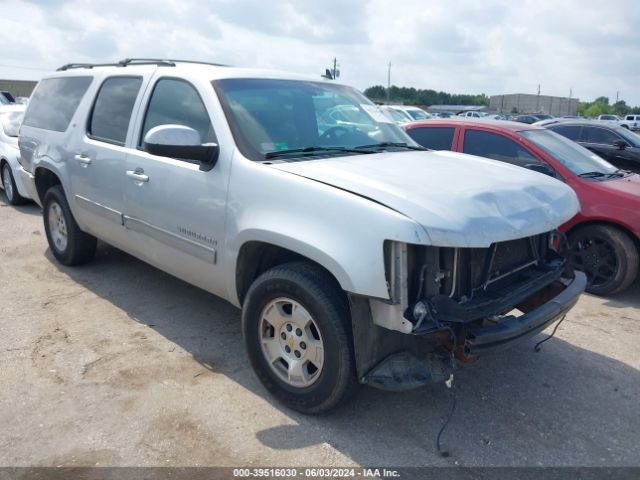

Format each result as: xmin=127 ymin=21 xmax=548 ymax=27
xmin=1 ymin=198 xmax=639 ymax=468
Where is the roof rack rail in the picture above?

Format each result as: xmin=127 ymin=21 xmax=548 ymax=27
xmin=57 ymin=62 xmax=118 ymax=71
xmin=57 ymin=58 xmax=229 ymax=71
xmin=119 ymin=58 xmax=229 ymax=67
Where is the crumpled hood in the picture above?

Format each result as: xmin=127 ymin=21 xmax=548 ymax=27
xmin=271 ymin=150 xmax=580 ymax=247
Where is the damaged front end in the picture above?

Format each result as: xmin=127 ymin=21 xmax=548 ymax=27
xmin=351 ymin=231 xmax=587 ymax=391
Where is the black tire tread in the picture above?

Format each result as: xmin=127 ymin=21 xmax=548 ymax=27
xmin=43 ymin=185 xmax=97 ymax=266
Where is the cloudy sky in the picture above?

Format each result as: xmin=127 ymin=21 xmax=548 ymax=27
xmin=2 ymin=0 xmax=639 ymax=105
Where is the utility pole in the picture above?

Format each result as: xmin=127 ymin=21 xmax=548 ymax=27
xmin=386 ymin=61 xmax=391 ymax=102
xmin=568 ymin=87 xmax=572 ymax=115
xmin=616 ymin=91 xmax=619 ymax=103
xmin=536 ymin=84 xmax=540 ymax=112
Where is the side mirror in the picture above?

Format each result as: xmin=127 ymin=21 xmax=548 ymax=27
xmin=525 ymin=163 xmax=556 ymax=177
xmin=613 ymin=139 xmax=627 ymax=150
xmin=144 ymin=124 xmax=219 ymax=167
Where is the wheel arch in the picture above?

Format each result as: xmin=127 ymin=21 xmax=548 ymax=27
xmin=34 ymin=166 xmax=63 ymax=205
xmin=566 ymin=219 xmax=640 ymax=252
xmin=234 ymin=239 xmax=352 ymax=307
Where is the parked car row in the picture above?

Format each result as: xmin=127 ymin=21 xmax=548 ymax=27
xmin=404 ymin=118 xmax=640 ymax=295
xmin=6 ymin=59 xmax=587 ymax=413
xmin=0 ymin=103 xmax=30 ymax=204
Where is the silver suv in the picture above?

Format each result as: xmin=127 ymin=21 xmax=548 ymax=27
xmin=18 ymin=59 xmax=585 ymax=413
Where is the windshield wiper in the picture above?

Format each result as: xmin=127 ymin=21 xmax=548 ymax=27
xmin=354 ymin=142 xmax=427 ymax=151
xmin=264 ymin=146 xmax=373 ymax=159
xmin=578 ymin=171 xmax=607 ymax=178
xmin=606 ymin=169 xmax=630 ymax=178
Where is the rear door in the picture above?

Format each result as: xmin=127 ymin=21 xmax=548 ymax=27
xmin=123 ymin=76 xmax=231 ymax=297
xmin=68 ymin=74 xmax=150 ymax=246
xmin=460 ymin=128 xmax=555 ymax=173
xmin=405 ymin=125 xmax=458 ymax=151
xmin=580 ymin=126 xmax=633 ymax=170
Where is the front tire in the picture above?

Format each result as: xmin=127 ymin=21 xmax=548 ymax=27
xmin=569 ymin=225 xmax=639 ymax=295
xmin=2 ymin=163 xmax=26 ymax=205
xmin=43 ymin=185 xmax=97 ymax=265
xmin=242 ymin=262 xmax=358 ymax=414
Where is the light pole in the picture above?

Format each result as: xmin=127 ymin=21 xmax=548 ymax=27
xmin=386 ymin=61 xmax=391 ymax=102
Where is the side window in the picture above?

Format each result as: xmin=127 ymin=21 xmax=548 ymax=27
xmin=583 ymin=127 xmax=619 ymax=145
xmin=550 ymin=125 xmax=581 ymax=141
xmin=406 ymin=127 xmax=455 ymax=150
xmin=141 ymin=78 xmax=214 ymax=146
xmin=463 ymin=129 xmax=539 ymax=167
xmin=23 ymin=76 xmax=92 ymax=132
xmin=88 ymin=76 xmax=143 ymax=145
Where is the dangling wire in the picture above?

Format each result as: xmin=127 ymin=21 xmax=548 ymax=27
xmin=436 ymin=373 xmax=457 ymax=457
xmin=534 ymin=315 xmax=566 ymax=352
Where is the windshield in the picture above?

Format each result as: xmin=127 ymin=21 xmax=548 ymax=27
xmin=406 ymin=109 xmax=430 ymax=120
xmin=521 ymin=129 xmax=618 ymax=176
xmin=381 ymin=107 xmax=411 ymax=123
xmin=213 ymin=78 xmax=416 ymax=161
xmin=616 ymin=127 xmax=640 ymax=147
xmin=1 ymin=110 xmax=25 ymax=137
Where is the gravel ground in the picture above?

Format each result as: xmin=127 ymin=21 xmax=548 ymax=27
xmin=1 ymin=198 xmax=639 ymax=468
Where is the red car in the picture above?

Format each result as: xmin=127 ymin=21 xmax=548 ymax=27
xmin=405 ymin=119 xmax=640 ymax=295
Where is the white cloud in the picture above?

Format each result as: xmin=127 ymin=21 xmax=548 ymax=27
xmin=1 ymin=0 xmax=638 ymax=105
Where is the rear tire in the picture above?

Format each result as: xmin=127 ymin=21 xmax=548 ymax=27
xmin=242 ymin=262 xmax=358 ymax=414
xmin=2 ymin=162 xmax=26 ymax=205
xmin=568 ymin=225 xmax=638 ymax=295
xmin=43 ymin=185 xmax=97 ymax=265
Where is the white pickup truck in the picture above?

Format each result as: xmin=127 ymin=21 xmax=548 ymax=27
xmin=597 ymin=114 xmax=639 ymax=130
xmin=18 ymin=59 xmax=585 ymax=413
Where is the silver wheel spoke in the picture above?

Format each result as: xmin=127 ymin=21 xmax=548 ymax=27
xmin=291 ymin=303 xmax=312 ymax=328
xmin=305 ymin=339 xmax=324 ymax=368
xmin=262 ymin=337 xmax=283 ymax=364
xmin=263 ymin=302 xmax=287 ymax=330
xmin=287 ymin=359 xmax=307 ymax=384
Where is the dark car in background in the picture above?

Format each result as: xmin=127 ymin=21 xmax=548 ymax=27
xmin=513 ymin=114 xmax=540 ymax=124
xmin=405 ymin=119 xmax=640 ymax=295
xmin=0 ymin=91 xmax=16 ymax=105
xmin=544 ymin=121 xmax=640 ymax=173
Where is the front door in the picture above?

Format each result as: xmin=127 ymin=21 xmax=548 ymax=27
xmin=123 ymin=76 xmax=230 ymax=296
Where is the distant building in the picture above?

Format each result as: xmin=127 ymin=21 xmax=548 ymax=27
xmin=0 ymin=79 xmax=38 ymax=98
xmin=490 ymin=94 xmax=578 ymax=116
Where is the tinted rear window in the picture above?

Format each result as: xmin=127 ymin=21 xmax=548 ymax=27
xmin=89 ymin=76 xmax=142 ymax=145
xmin=23 ymin=77 xmax=92 ymax=132
xmin=407 ymin=127 xmax=455 ymax=150
xmin=463 ymin=129 xmax=537 ymax=167
xmin=550 ymin=125 xmax=581 ymax=141
xmin=582 ymin=126 xmax=620 ymax=144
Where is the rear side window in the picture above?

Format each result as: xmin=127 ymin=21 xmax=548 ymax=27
xmin=140 ymin=78 xmax=214 ymax=145
xmin=89 ymin=76 xmax=143 ymax=145
xmin=23 ymin=77 xmax=92 ymax=132
xmin=550 ymin=125 xmax=581 ymax=141
xmin=407 ymin=127 xmax=455 ymax=150
xmin=463 ymin=129 xmax=539 ymax=167
xmin=582 ymin=127 xmax=619 ymax=145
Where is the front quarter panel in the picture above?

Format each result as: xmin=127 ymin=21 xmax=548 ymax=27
xmin=223 ymin=152 xmax=430 ymax=305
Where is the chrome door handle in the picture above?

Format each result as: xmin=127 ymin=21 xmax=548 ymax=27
xmin=126 ymin=169 xmax=149 ymax=183
xmin=74 ymin=154 xmax=92 ymax=165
